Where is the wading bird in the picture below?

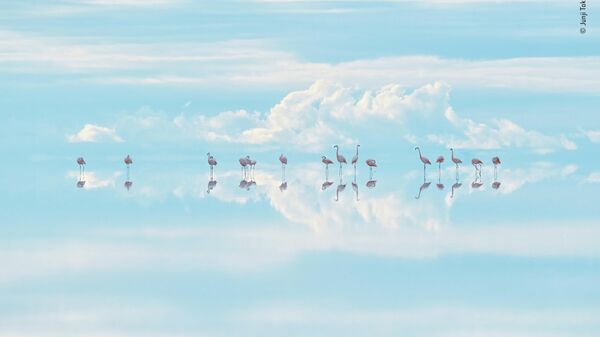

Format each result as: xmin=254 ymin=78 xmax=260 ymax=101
xmin=450 ymin=148 xmax=462 ymax=168
xmin=207 ymin=153 xmax=217 ymax=171
xmin=279 ymin=153 xmax=287 ymax=181
xmin=76 ymin=157 xmax=86 ymax=175
xmin=472 ymin=158 xmax=483 ymax=176
xmin=333 ymin=145 xmax=347 ymax=174
xmin=239 ymin=156 xmax=249 ymax=177
xmin=415 ymin=147 xmax=431 ymax=178
xmin=365 ymin=159 xmax=377 ymax=180
xmin=352 ymin=144 xmax=360 ymax=169
xmin=492 ymin=156 xmax=501 ymax=179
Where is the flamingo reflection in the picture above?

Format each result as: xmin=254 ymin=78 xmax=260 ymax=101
xmin=335 ymin=178 xmax=346 ymax=202
xmin=451 ymin=176 xmax=462 ymax=199
xmin=366 ymin=179 xmax=377 ymax=189
xmin=352 ymin=168 xmax=359 ymax=201
xmin=322 ymin=181 xmax=333 ymax=190
xmin=207 ymin=175 xmax=217 ymax=194
xmin=415 ymin=175 xmax=431 ymax=200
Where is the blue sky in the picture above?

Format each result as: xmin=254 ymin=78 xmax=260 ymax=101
xmin=1 ymin=1 xmax=600 ymax=336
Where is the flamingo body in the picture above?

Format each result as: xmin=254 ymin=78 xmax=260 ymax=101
xmin=124 ymin=155 xmax=133 ymax=166
xmin=365 ymin=159 xmax=377 ymax=167
xmin=279 ymin=154 xmax=288 ymax=165
xmin=322 ymin=156 xmax=334 ymax=166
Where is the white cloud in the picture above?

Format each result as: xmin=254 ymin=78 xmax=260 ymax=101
xmin=67 ymin=124 xmax=123 ymax=143
xmin=581 ymin=129 xmax=600 ymax=143
xmin=173 ymin=80 xmax=574 ymax=153
xmin=1 ymin=29 xmax=600 ymax=94
xmin=427 ymin=107 xmax=577 ymax=153
xmin=66 ymin=171 xmax=121 ymax=189
xmin=584 ymin=172 xmax=600 ymax=183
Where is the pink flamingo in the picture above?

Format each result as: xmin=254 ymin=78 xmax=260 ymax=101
xmin=415 ymin=147 xmax=431 ymax=177
xmin=365 ymin=159 xmax=377 ymax=179
xmin=279 ymin=154 xmax=287 ymax=166
xmin=124 ymin=154 xmax=133 ymax=167
xmin=239 ymin=156 xmax=249 ymax=176
xmin=492 ymin=156 xmax=501 ymax=179
xmin=333 ymin=145 xmax=347 ymax=173
xmin=322 ymin=156 xmax=334 ymax=167
xmin=450 ymin=148 xmax=462 ymax=168
xmin=436 ymin=155 xmax=444 ymax=171
xmin=436 ymin=155 xmax=444 ymax=184
xmin=471 ymin=158 xmax=483 ymax=176
xmin=124 ymin=154 xmax=133 ymax=187
xmin=279 ymin=153 xmax=287 ymax=180
xmin=352 ymin=144 xmax=360 ymax=168
xmin=207 ymin=153 xmax=217 ymax=169
xmin=76 ymin=157 xmax=86 ymax=174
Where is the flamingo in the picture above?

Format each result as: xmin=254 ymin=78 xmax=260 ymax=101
xmin=450 ymin=148 xmax=462 ymax=168
xmin=322 ymin=156 xmax=334 ymax=167
xmin=207 ymin=153 xmax=217 ymax=169
xmin=279 ymin=153 xmax=287 ymax=180
xmin=322 ymin=155 xmax=334 ymax=179
xmin=365 ymin=159 xmax=377 ymax=180
xmin=333 ymin=145 xmax=347 ymax=174
xmin=352 ymin=144 xmax=360 ymax=168
xmin=76 ymin=157 xmax=86 ymax=175
xmin=124 ymin=180 xmax=133 ymax=191
xmin=239 ymin=156 xmax=249 ymax=177
xmin=471 ymin=158 xmax=483 ymax=176
xmin=124 ymin=155 xmax=133 ymax=167
xmin=450 ymin=148 xmax=462 ymax=180
xmin=279 ymin=154 xmax=287 ymax=167
xmin=436 ymin=155 xmax=444 ymax=168
xmin=366 ymin=180 xmax=377 ymax=189
xmin=415 ymin=147 xmax=431 ymax=178
xmin=492 ymin=156 xmax=501 ymax=180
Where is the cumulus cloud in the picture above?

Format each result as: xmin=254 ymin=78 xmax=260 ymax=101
xmin=67 ymin=124 xmax=123 ymax=143
xmin=173 ymin=80 xmax=575 ymax=153
xmin=427 ymin=107 xmax=577 ymax=153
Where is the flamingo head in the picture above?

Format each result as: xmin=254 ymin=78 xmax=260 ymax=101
xmin=414 ymin=146 xmax=419 ymax=151
xmin=322 ymin=156 xmax=326 ymax=160
xmin=333 ymin=145 xmax=338 ymax=149
xmin=246 ymin=155 xmax=250 ymax=159
xmin=357 ymin=144 xmax=360 ymax=148
xmin=206 ymin=152 xmax=210 ymax=157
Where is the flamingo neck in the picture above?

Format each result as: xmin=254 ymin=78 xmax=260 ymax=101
xmin=417 ymin=148 xmax=422 ymax=158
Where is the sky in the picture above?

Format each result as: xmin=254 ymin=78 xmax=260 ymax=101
xmin=1 ymin=1 xmax=600 ymax=336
